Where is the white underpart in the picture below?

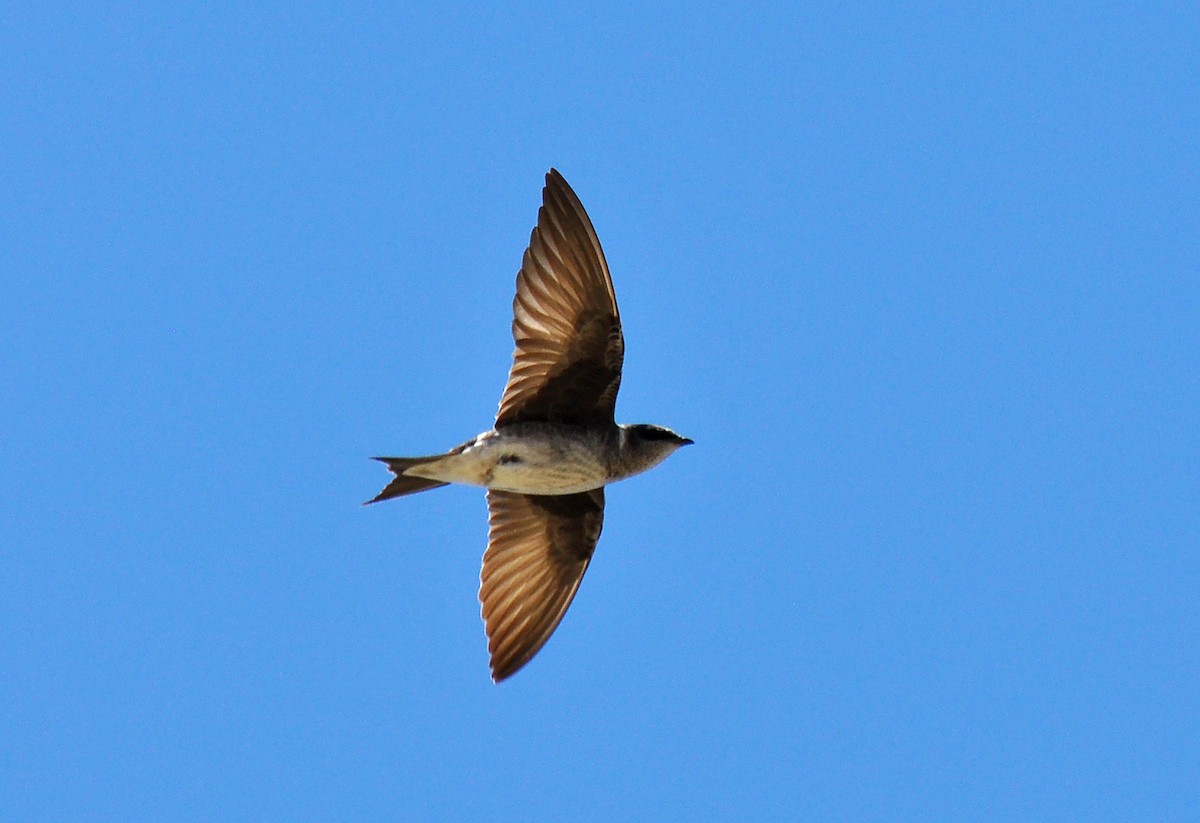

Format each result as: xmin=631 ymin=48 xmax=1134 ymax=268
xmin=405 ymin=429 xmax=611 ymax=496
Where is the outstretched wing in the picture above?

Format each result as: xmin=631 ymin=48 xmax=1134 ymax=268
xmin=479 ymin=488 xmax=605 ymax=681
xmin=495 ymin=169 xmax=624 ymax=428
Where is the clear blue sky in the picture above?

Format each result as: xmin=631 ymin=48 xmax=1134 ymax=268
xmin=2 ymin=3 xmax=1197 ymax=821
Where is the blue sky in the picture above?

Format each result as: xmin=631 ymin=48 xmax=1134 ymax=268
xmin=2 ymin=3 xmax=1197 ymax=820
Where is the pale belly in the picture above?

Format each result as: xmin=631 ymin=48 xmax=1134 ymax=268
xmin=407 ymin=428 xmax=612 ymax=495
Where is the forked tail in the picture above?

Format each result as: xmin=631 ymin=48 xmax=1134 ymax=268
xmin=365 ymin=456 xmax=449 ymax=504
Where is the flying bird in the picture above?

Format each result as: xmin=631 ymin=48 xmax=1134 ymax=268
xmin=368 ymin=169 xmax=691 ymax=682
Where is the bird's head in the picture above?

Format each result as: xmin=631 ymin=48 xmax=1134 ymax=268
xmin=621 ymin=424 xmax=693 ymax=471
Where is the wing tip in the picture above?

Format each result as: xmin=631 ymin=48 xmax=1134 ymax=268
xmin=488 ymin=646 xmax=535 ymax=683
xmin=490 ymin=663 xmax=515 ymax=684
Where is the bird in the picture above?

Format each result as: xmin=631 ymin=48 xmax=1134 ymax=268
xmin=367 ymin=169 xmax=691 ymax=682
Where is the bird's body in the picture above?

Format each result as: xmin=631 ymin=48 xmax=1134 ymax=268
xmin=369 ymin=169 xmax=690 ymax=682
xmin=402 ymin=424 xmax=614 ymax=496
xmin=396 ymin=422 xmax=684 ymax=496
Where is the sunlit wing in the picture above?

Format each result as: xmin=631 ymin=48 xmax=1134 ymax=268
xmin=479 ymin=488 xmax=605 ymax=681
xmin=495 ymin=169 xmax=624 ymax=428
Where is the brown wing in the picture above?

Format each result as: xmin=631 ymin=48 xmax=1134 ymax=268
xmin=479 ymin=488 xmax=605 ymax=682
xmin=495 ymin=169 xmax=624 ymax=428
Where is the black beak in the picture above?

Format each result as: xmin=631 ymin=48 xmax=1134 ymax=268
xmin=679 ymin=437 xmax=694 ymax=446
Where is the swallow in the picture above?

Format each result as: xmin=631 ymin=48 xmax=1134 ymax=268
xmin=368 ymin=169 xmax=691 ymax=682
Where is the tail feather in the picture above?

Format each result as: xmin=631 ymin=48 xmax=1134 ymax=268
xmin=365 ymin=456 xmax=449 ymax=504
